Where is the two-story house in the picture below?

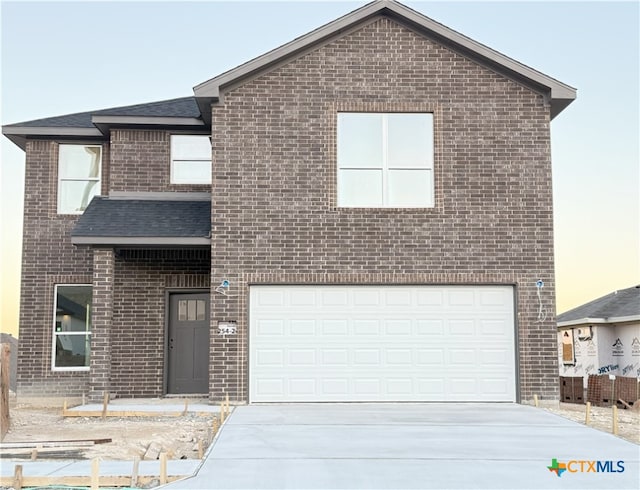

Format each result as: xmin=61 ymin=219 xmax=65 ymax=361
xmin=3 ymin=0 xmax=575 ymax=404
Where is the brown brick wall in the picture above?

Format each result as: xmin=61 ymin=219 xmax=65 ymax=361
xmin=18 ymin=134 xmax=211 ymax=398
xmin=89 ymin=248 xmax=114 ymax=402
xmin=209 ymin=17 xmax=558 ymax=402
xmin=18 ymin=140 xmax=99 ymax=396
xmin=109 ymin=130 xmax=210 ymax=194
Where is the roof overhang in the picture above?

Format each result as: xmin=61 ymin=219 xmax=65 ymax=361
xmin=2 ymin=127 xmax=104 ymax=150
xmin=558 ymin=315 xmax=640 ymax=328
xmin=3 ymin=116 xmax=206 ymax=150
xmin=71 ymin=194 xmax=211 ymax=249
xmin=194 ymin=0 xmax=576 ymax=123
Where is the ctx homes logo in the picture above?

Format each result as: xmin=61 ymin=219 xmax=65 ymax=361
xmin=547 ymin=458 xmax=625 ymax=477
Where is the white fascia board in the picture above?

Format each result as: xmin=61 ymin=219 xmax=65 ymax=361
xmin=91 ymin=116 xmax=205 ymax=127
xmin=1 ymin=126 xmax=102 ymax=137
xmin=557 ymin=315 xmax=640 ymax=328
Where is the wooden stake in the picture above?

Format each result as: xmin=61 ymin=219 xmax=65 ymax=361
xmin=585 ymin=401 xmax=591 ymax=425
xmin=159 ymin=452 xmax=168 ymax=485
xmin=63 ymin=399 xmax=68 ymax=413
xmin=182 ymin=399 xmax=189 ymax=416
xmin=30 ymin=449 xmax=38 ymax=461
xmin=91 ymin=458 xmax=100 ymax=490
xmin=82 ymin=392 xmax=86 ymax=406
xmin=612 ymin=405 xmax=619 ymax=435
xmin=197 ymin=439 xmax=204 ymax=459
xmin=533 ymin=394 xmax=539 ymax=407
xmin=212 ymin=415 xmax=220 ymax=435
xmin=220 ymin=401 xmax=225 ymax=424
xmin=131 ymin=457 xmax=140 ymax=487
xmin=226 ymin=393 xmax=230 ymax=413
xmin=13 ymin=464 xmax=23 ymax=490
xmin=101 ymin=392 xmax=109 ymax=419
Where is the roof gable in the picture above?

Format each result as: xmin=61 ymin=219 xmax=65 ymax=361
xmin=194 ymin=0 xmax=575 ymax=121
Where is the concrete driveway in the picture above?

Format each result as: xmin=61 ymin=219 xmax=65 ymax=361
xmin=164 ymin=403 xmax=639 ymax=489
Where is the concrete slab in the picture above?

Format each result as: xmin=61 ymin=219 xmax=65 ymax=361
xmin=161 ymin=403 xmax=640 ymax=490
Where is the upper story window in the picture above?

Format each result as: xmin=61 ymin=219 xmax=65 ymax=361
xmin=58 ymin=145 xmax=102 ymax=214
xmin=337 ymin=113 xmax=434 ymax=208
xmin=170 ymin=135 xmax=212 ymax=184
xmin=52 ymin=284 xmax=92 ymax=371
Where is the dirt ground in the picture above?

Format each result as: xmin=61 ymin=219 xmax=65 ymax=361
xmin=1 ymin=401 xmax=637 ymax=464
xmin=542 ymin=402 xmax=640 ymax=445
xmin=1 ymin=403 xmax=215 ymax=461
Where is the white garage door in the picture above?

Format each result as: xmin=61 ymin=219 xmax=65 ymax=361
xmin=249 ymin=285 xmax=516 ymax=402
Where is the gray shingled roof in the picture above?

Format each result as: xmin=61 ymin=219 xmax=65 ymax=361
xmin=71 ymin=197 xmax=211 ymax=246
xmin=557 ymin=285 xmax=640 ymax=324
xmin=4 ymin=97 xmax=200 ymax=129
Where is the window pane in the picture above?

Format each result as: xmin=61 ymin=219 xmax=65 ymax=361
xmin=55 ymin=286 xmax=92 ymax=332
xmin=187 ymin=300 xmax=197 ymax=321
xmin=387 ymin=113 xmax=433 ymax=169
xmin=58 ymin=180 xmax=99 ymax=214
xmin=172 ymin=161 xmax=212 ymax=184
xmin=387 ymin=169 xmax=433 ymax=207
xmin=196 ymin=300 xmax=206 ymax=321
xmin=59 ymin=145 xmax=101 ymax=178
xmin=54 ymin=285 xmax=91 ymax=369
xmin=55 ymin=333 xmax=90 ymax=367
xmin=387 ymin=170 xmax=433 ymax=207
xmin=337 ymin=113 xmax=383 ymax=168
xmin=338 ymin=169 xmax=383 ymax=207
xmin=178 ymin=300 xmax=187 ymax=321
xmin=171 ymin=135 xmax=211 ymax=160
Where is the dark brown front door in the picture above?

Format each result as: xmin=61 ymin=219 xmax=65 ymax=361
xmin=168 ymin=293 xmax=209 ymax=394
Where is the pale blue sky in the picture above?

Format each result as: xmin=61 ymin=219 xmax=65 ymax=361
xmin=1 ymin=0 xmax=639 ymax=334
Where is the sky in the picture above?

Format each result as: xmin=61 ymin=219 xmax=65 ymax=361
xmin=1 ymin=0 xmax=638 ymax=337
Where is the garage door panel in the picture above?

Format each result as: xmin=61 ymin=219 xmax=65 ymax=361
xmin=448 ymin=320 xmax=476 ymax=335
xmin=354 ymin=320 xmax=381 ymax=335
xmin=290 ymin=320 xmax=316 ymax=335
xmin=255 ymin=349 xmax=284 ymax=366
xmin=256 ymin=319 xmax=284 ymax=335
xmin=321 ymin=349 xmax=349 ymax=365
xmin=416 ymin=319 xmax=444 ymax=335
xmin=250 ymin=286 xmax=515 ymax=402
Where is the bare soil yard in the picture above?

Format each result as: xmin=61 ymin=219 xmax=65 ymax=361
xmin=543 ymin=402 xmax=639 ymax=445
xmin=1 ymin=403 xmax=213 ymax=461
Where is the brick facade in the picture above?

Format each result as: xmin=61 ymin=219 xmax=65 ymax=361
xmin=17 ymin=134 xmax=210 ymax=399
xmin=110 ymin=130 xmax=209 ymax=193
xmin=16 ymin=13 xmax=562 ymax=404
xmin=18 ymin=140 xmax=97 ymax=396
xmin=209 ymin=18 xmax=558 ymax=402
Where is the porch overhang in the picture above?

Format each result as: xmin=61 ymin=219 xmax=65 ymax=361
xmin=71 ymin=194 xmax=211 ymax=248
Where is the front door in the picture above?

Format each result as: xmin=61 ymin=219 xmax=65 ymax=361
xmin=168 ymin=292 xmax=209 ymax=394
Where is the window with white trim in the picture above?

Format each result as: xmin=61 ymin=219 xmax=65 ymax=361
xmin=170 ymin=135 xmax=212 ymax=184
xmin=52 ymin=285 xmax=92 ymax=371
xmin=57 ymin=145 xmax=102 ymax=214
xmin=337 ymin=113 xmax=434 ymax=208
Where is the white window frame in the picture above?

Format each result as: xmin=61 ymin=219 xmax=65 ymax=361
xmin=57 ymin=144 xmax=102 ymax=215
xmin=51 ymin=284 xmax=92 ymax=372
xmin=337 ymin=112 xmax=434 ymax=208
xmin=170 ymin=134 xmax=212 ymax=185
